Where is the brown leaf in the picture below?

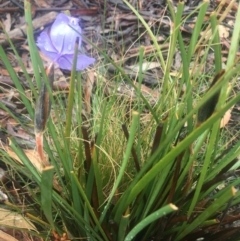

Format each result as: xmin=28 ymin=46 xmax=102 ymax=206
xmin=2 ymin=13 xmax=11 ymax=32
xmin=220 ymin=109 xmax=232 ymax=128
xmin=84 ymin=70 xmax=95 ymax=115
xmin=70 ymin=8 xmax=99 ymax=16
xmin=0 ymin=230 xmax=19 ymax=241
xmin=0 ymin=208 xmax=37 ymax=231
xmin=33 ymin=0 xmax=52 ymax=8
xmin=6 ymin=123 xmax=33 ymax=140
xmin=35 ymin=132 xmax=49 ymax=167
xmin=3 ymin=145 xmax=43 ymax=172
xmin=219 ymin=25 xmax=230 ymax=38
xmin=127 ymin=61 xmax=161 ymax=73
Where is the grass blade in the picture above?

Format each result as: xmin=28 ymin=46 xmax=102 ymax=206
xmin=125 ymin=204 xmax=178 ymax=241
xmin=41 ymin=166 xmax=55 ymax=229
xmin=210 ymin=12 xmax=222 ymax=72
xmin=64 ymin=38 xmax=80 ymax=147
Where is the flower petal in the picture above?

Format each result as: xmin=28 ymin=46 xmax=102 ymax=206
xmin=55 ymin=55 xmax=73 ymax=70
xmin=36 ymin=32 xmax=59 ymax=61
xmin=75 ymin=55 xmax=95 ymax=71
xmin=56 ymin=54 xmax=95 ymax=71
xmin=50 ymin=13 xmax=82 ymax=55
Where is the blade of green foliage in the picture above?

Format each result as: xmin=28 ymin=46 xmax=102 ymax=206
xmin=200 ymin=219 xmax=219 ymax=227
xmin=57 ymin=39 xmax=83 ymax=215
xmin=65 ymin=38 xmax=79 ymax=147
xmin=226 ymin=3 xmax=240 ymax=69
xmin=43 ymin=137 xmax=69 ymax=196
xmin=125 ymin=204 xmax=178 ymax=241
xmin=41 ymin=166 xmax=55 ymax=228
xmin=163 ymin=1 xmax=184 ymax=100
xmin=91 ymin=102 xmax=107 ymax=209
xmin=140 ymin=156 xmax=176 ymax=220
xmin=24 ymin=1 xmax=55 ymax=125
xmin=71 ymin=172 xmax=108 ymax=241
xmin=187 ymin=129 xmax=217 ymax=217
xmin=176 ymin=130 xmax=208 ymax=193
xmin=187 ymin=0 xmax=209 ymax=63
xmin=210 ymin=12 xmax=222 ymax=72
xmin=118 ymin=207 xmax=130 ymax=241
xmin=24 ymin=0 xmax=46 ymax=89
xmin=219 ymin=2 xmax=240 ymax=106
xmin=177 ymin=32 xmax=193 ymax=130
xmin=76 ymin=72 xmax=84 ymax=170
xmin=187 ymin=0 xmax=209 ymax=131
xmin=135 ymin=47 xmax=144 ymax=161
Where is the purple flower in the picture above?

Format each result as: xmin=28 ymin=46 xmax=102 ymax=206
xmin=36 ymin=13 xmax=95 ymax=71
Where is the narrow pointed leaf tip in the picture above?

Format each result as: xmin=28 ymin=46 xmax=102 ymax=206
xmin=36 ymin=13 xmax=95 ymax=71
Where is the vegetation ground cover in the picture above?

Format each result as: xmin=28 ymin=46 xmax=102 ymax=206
xmin=0 ymin=0 xmax=240 ymax=240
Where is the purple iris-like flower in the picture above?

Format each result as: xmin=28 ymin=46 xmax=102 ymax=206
xmin=37 ymin=13 xmax=95 ymax=71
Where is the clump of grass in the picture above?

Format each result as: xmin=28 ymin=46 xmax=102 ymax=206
xmin=0 ymin=0 xmax=240 ymax=241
